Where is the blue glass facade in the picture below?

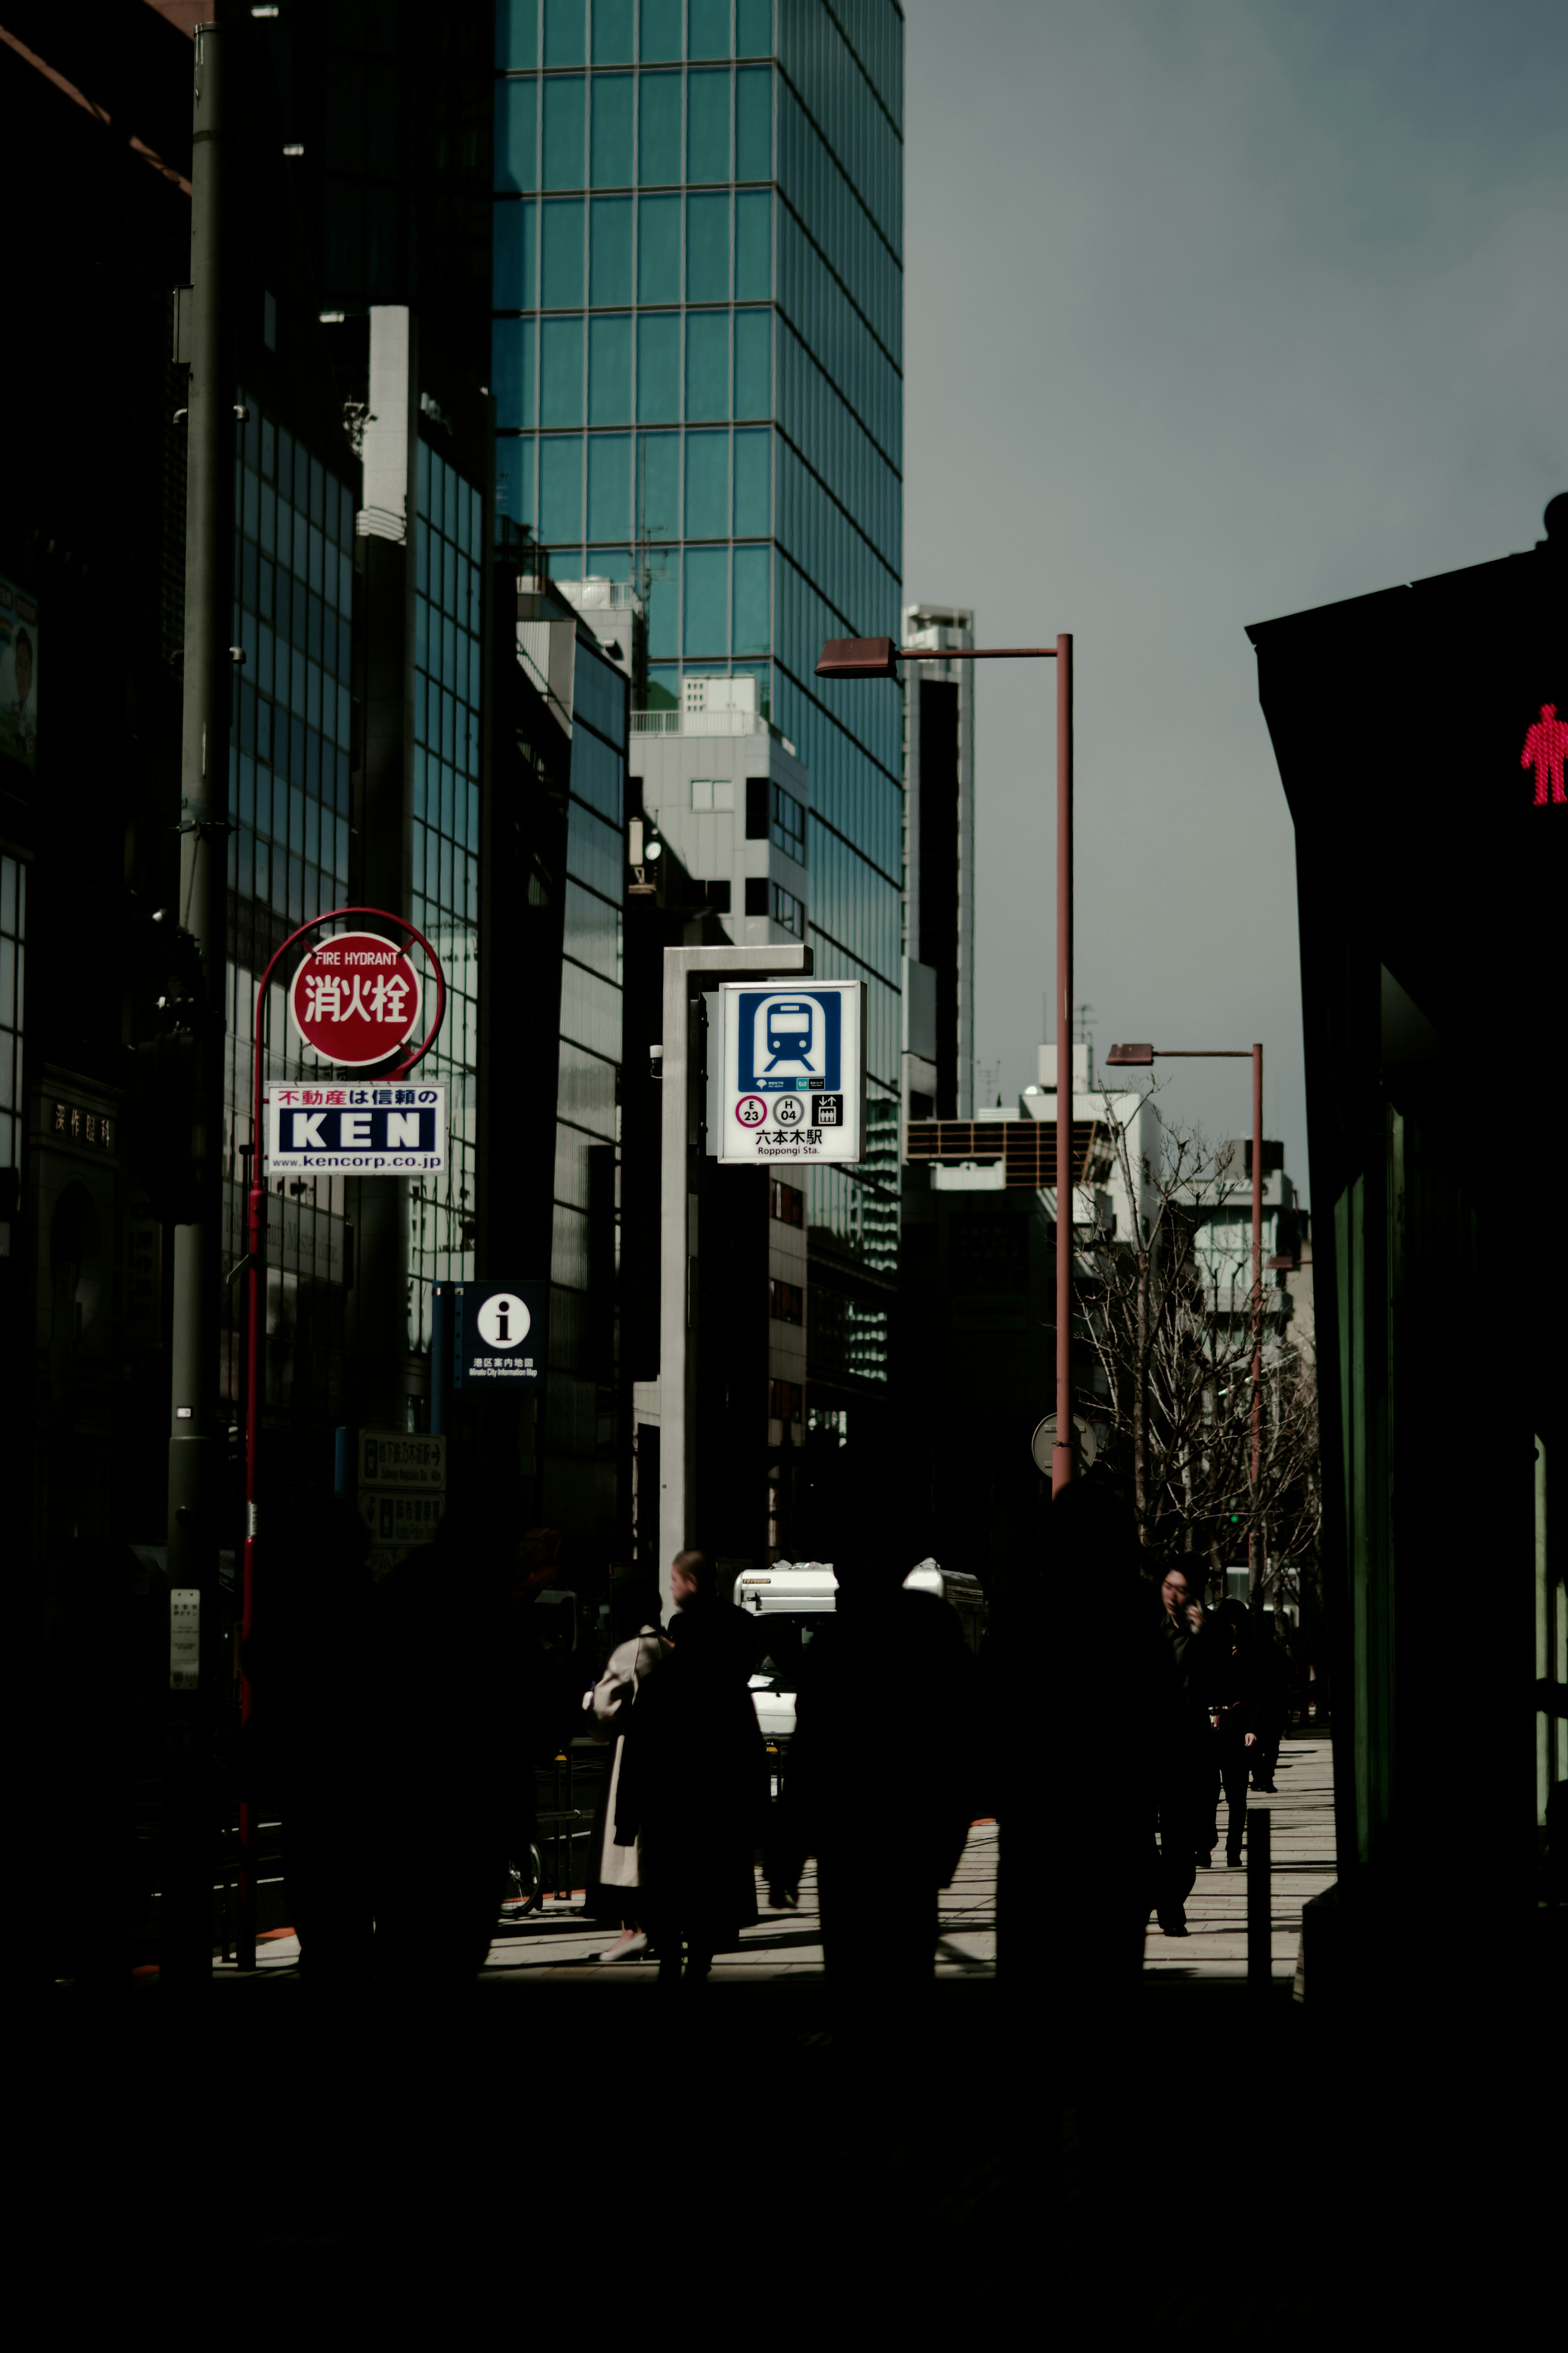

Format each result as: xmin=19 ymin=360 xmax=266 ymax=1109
xmin=224 ymin=395 xmax=359 ymax=1404
xmin=493 ymin=0 xmax=904 ymax=1395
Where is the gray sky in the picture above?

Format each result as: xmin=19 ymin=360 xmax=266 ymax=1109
xmin=902 ymin=0 xmax=1568 ymax=1193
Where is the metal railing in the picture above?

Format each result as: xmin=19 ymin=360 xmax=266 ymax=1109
xmin=630 ymin=708 xmax=797 ymax=755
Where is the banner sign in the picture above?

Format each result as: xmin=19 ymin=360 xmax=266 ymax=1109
xmin=265 ymin=1082 xmax=446 ymax=1174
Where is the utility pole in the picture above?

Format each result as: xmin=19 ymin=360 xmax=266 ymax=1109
xmin=164 ymin=19 xmax=229 ymax=1996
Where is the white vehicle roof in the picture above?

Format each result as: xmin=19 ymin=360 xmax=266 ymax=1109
xmin=903 ymin=1559 xmax=985 ymax=1600
xmin=733 ymin=1559 xmax=984 ymax=1606
xmin=733 ymin=1562 xmax=839 ymax=1608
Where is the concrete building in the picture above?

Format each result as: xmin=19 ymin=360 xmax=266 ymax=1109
xmin=630 ymin=675 xmax=808 ymax=950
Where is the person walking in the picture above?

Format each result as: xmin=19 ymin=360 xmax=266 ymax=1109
xmin=583 ymin=1578 xmax=668 ymax=1962
xmin=1248 ymin=1623 xmax=1292 ymax=1791
xmin=611 ymin=1551 xmax=768 ymax=1990
xmin=1208 ymin=1599 xmax=1261 ymax=1868
xmin=1152 ymin=1559 xmax=1216 ymax=1937
xmin=768 ymin=1543 xmax=977 ymax=2126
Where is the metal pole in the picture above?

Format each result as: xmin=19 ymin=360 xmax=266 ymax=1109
xmin=236 ymin=908 xmax=444 ymax=1963
xmin=657 ymin=943 xmax=811 ymax=1615
xmin=1250 ymin=1042 xmax=1263 ymax=1601
xmin=163 ymin=17 xmax=228 ymax=1996
xmin=431 ymin=1283 xmax=448 ymax=1437
xmin=1246 ymin=1799 xmax=1272 ymax=2000
xmin=238 ymin=996 xmax=265 ymax=1972
xmin=1052 ymin=633 xmax=1075 ymax=1498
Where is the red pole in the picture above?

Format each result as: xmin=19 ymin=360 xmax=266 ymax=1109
xmin=238 ymin=983 xmax=266 ymax=1970
xmin=1249 ymin=1041 xmax=1263 ymax=1600
xmin=1053 ymin=633 xmax=1075 ymax=1497
xmin=232 ymin=905 xmax=446 ymax=1969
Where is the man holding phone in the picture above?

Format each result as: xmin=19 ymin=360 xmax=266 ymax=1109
xmin=1153 ymin=1561 xmax=1215 ymax=1937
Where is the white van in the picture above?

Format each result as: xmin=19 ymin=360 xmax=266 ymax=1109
xmin=733 ymin=1558 xmax=988 ymax=1744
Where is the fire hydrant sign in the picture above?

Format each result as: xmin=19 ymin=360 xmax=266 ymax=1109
xmin=717 ymin=980 xmax=866 ymax=1164
xmin=265 ymin=1082 xmax=447 ymax=1174
xmin=290 ymin=931 xmax=421 ymax=1066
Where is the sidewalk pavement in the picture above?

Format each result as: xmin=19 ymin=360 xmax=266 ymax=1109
xmin=19 ymin=1738 xmax=1561 ymax=2343
xmin=1146 ymin=1730 xmax=1337 ymax=1974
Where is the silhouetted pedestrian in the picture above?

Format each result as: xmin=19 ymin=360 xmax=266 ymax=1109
xmin=1152 ymin=1558 xmax=1215 ymax=1936
xmin=583 ymin=1576 xmax=667 ymax=1960
xmin=1249 ymin=1623 xmax=1291 ymax=1790
xmin=611 ymin=1550 xmax=766 ymax=1988
xmin=365 ymin=1497 xmax=521 ymax=1999
xmin=769 ymin=1544 xmax=976 ymax=2122
xmin=276 ymin=1498 xmax=376 ymax=2016
xmin=38 ymin=1539 xmax=149 ymax=2022
xmin=1207 ymin=1599 xmax=1261 ymax=1867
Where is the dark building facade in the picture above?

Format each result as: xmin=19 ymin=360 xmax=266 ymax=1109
xmin=2 ymin=2 xmax=640 ymax=1618
xmin=1247 ymin=498 xmax=1566 ymax=2065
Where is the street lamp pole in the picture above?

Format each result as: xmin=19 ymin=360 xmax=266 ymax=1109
xmin=815 ymin=633 xmax=1076 ymax=1493
xmin=1106 ymin=1039 xmax=1266 ymax=1590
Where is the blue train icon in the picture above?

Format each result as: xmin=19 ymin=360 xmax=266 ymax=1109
xmin=763 ymin=1000 xmax=816 ymax=1072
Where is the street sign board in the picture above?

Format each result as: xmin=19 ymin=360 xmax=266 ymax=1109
xmin=453 ymin=1279 xmax=549 ymax=1386
xmin=290 ymin=931 xmax=422 ymax=1065
xmin=357 ymin=1432 xmax=445 ymax=1491
xmin=169 ymin=1590 xmax=199 ymax=1692
xmin=356 ymin=1488 xmax=444 ymax=1550
xmin=265 ymin=1082 xmax=446 ymax=1175
xmin=716 ymin=980 xmax=866 ymax=1164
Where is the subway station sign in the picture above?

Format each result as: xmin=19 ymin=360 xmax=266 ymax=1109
xmin=716 ymin=980 xmax=866 ymax=1165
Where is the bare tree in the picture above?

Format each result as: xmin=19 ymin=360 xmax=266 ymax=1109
xmin=1073 ymin=1088 xmax=1320 ymax=1607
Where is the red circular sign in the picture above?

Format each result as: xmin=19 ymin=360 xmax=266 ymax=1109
xmin=290 ymin=931 xmax=423 ymax=1066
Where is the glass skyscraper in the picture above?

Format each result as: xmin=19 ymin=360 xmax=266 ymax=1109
xmin=406 ymin=439 xmax=485 ymax=1352
xmin=492 ymin=0 xmax=904 ymax=1414
xmin=224 ymin=395 xmax=359 ymax=1412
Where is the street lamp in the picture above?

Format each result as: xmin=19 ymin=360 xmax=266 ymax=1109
xmin=1105 ymin=1039 xmax=1266 ymax=1595
xmin=816 ymin=632 xmax=1078 ymax=1495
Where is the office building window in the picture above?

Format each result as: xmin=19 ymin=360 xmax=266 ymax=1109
xmin=769 ymin=1377 xmax=804 ymax=1424
xmin=770 ymin=881 xmax=804 ymax=938
xmin=770 ymin=1177 xmax=804 ymax=1229
xmin=769 ymin=1278 xmax=804 ymax=1325
xmin=769 ymin=781 xmax=805 ymax=863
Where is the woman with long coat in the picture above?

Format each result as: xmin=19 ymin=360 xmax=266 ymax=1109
xmin=612 ymin=1551 xmax=768 ymax=1988
xmin=583 ymin=1580 xmax=667 ymax=1960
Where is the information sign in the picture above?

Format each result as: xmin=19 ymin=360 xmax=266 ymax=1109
xmin=356 ymin=1490 xmax=444 ymax=1549
xmin=453 ymin=1279 xmax=549 ymax=1386
xmin=717 ymin=981 xmax=866 ymax=1164
xmin=358 ymin=1433 xmax=445 ymax=1490
xmin=265 ymin=1082 xmax=446 ymax=1175
xmin=169 ymin=1590 xmax=200 ymax=1692
xmin=290 ymin=931 xmax=422 ymax=1065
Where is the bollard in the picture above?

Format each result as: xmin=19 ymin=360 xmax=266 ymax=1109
xmin=1247 ymin=1802 xmax=1272 ymax=2001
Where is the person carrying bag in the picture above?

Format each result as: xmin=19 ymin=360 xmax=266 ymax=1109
xmin=583 ymin=1580 xmax=668 ymax=1962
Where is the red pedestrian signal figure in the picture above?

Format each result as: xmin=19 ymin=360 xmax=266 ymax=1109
xmin=1520 ymin=703 xmax=1568 ymax=805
